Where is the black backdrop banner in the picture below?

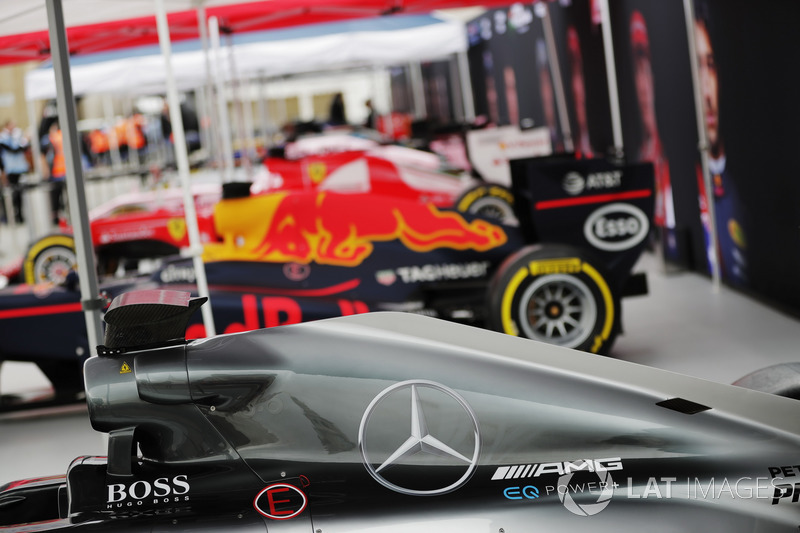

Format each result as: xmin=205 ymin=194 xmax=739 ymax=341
xmin=688 ymin=0 xmax=800 ymax=314
xmin=467 ymin=4 xmax=548 ymax=131
xmin=546 ymin=0 xmax=613 ymax=159
xmin=608 ymin=0 xmax=702 ymax=270
xmin=468 ymin=0 xmax=800 ymax=318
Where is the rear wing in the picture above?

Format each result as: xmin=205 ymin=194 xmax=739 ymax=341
xmin=510 ymin=155 xmax=655 ymax=291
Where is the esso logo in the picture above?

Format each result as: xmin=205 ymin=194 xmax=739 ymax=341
xmin=584 ymin=203 xmax=649 ymax=251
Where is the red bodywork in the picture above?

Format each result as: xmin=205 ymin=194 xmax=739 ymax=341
xmin=2 ymin=147 xmax=468 ymax=283
xmin=86 ymin=150 xmax=464 ymax=252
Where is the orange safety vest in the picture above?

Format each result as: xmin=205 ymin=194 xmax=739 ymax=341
xmin=126 ymin=117 xmax=146 ymax=150
xmin=89 ymin=129 xmax=109 ymax=154
xmin=49 ymin=129 xmax=65 ymax=178
xmin=113 ymin=121 xmax=128 ymax=149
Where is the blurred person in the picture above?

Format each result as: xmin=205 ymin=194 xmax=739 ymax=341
xmin=566 ymin=25 xmax=594 ymax=159
xmin=364 ymin=99 xmax=377 ymax=130
xmin=630 ymin=10 xmax=675 ymax=233
xmin=88 ymin=128 xmax=110 ymax=167
xmin=160 ymin=101 xmax=175 ymax=167
xmin=483 ymin=50 xmax=500 ymax=125
xmin=181 ymin=103 xmax=201 ymax=153
xmin=161 ymin=101 xmax=201 ymax=167
xmin=114 ymin=114 xmax=147 ymax=162
xmin=503 ymin=66 xmax=520 ymax=127
xmin=0 ymin=120 xmax=30 ymax=224
xmin=694 ymin=2 xmax=748 ymax=285
xmin=41 ymin=122 xmax=66 ymax=225
xmin=113 ymin=117 xmax=130 ymax=161
xmin=37 ymin=101 xmax=58 ymax=148
xmin=328 ymin=93 xmax=346 ymax=126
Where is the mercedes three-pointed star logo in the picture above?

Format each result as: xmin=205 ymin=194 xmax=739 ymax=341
xmin=358 ymin=379 xmax=481 ymax=496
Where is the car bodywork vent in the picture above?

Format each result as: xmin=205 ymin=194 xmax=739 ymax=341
xmin=655 ymin=397 xmax=711 ymax=415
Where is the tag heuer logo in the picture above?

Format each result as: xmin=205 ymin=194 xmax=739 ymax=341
xmin=376 ymin=270 xmax=397 ymax=286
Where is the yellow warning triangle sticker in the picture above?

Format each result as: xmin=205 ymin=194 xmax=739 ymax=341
xmin=120 ymin=362 xmax=132 ymax=374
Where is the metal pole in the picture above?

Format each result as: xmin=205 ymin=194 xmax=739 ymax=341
xmin=241 ymin=95 xmax=255 ymax=176
xmin=45 ymin=0 xmax=104 ymax=355
xmin=684 ymin=0 xmax=721 ymax=291
xmin=103 ymin=94 xmax=124 ymax=171
xmin=409 ymin=62 xmax=427 ymax=120
xmin=278 ymin=78 xmax=288 ymax=128
xmin=370 ymin=64 xmax=380 ymax=126
xmin=194 ymin=86 xmax=209 ymax=159
xmin=26 ymin=100 xmax=44 ymax=241
xmin=155 ymin=0 xmax=216 ymax=335
xmin=209 ymin=16 xmax=235 ymax=182
xmin=256 ymin=73 xmax=269 ymax=148
xmin=456 ymin=51 xmax=475 ymax=123
xmin=197 ymin=5 xmax=220 ymax=167
xmin=123 ymin=97 xmax=141 ymax=170
xmin=540 ymin=2 xmax=574 ymax=153
xmin=598 ymin=0 xmax=624 ymax=159
xmin=226 ymin=32 xmax=252 ymax=180
xmin=448 ymin=54 xmax=464 ymax=124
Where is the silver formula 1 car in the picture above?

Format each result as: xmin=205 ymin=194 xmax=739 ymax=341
xmin=1 ymin=289 xmax=799 ymax=531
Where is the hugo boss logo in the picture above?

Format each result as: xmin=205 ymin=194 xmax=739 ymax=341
xmin=106 ymin=475 xmax=190 ymax=508
xmin=583 ymin=203 xmax=649 ymax=251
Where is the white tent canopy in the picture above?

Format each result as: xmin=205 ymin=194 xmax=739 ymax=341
xmin=25 ymin=14 xmax=467 ymax=101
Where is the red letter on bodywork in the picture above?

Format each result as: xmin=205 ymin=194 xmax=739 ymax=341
xmin=263 ymin=297 xmax=301 ymax=327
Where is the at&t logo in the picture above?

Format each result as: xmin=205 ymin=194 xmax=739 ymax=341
xmin=562 ymin=172 xmax=585 ymax=195
xmin=562 ymin=170 xmax=623 ymax=195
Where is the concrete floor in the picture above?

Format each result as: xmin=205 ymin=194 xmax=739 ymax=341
xmin=613 ymin=253 xmax=800 ymax=385
xmin=2 ymin=241 xmax=800 ymax=487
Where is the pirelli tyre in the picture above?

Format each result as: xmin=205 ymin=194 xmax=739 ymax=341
xmin=487 ymin=244 xmax=620 ymax=355
xmin=23 ymin=234 xmax=77 ymax=285
xmin=732 ymin=363 xmax=800 ymax=400
xmin=455 ymin=184 xmax=517 ymax=225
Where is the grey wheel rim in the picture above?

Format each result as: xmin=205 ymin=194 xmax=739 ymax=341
xmin=517 ymin=274 xmax=597 ymax=348
xmin=33 ymin=246 xmax=76 ymax=284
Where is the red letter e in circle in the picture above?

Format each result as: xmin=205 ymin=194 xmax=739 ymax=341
xmin=254 ymin=483 xmax=307 ymax=520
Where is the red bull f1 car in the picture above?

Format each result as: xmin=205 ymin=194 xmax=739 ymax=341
xmin=0 ymin=155 xmax=653 ymax=406
xmin=8 ymin=143 xmax=469 ymax=287
xmin=0 ymin=290 xmax=799 ymax=531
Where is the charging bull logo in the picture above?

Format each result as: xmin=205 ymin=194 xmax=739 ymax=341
xmin=217 ymin=192 xmax=507 ymax=267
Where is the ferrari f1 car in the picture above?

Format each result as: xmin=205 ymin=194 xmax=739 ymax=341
xmin=0 ymin=155 xmax=653 ymax=406
xmin=1 ymin=290 xmax=799 ymax=531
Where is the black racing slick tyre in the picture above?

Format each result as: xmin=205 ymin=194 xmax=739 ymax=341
xmin=455 ymin=184 xmax=517 ymax=225
xmin=23 ymin=234 xmax=77 ymax=285
xmin=733 ymin=363 xmax=800 ymax=400
xmin=487 ymin=244 xmax=620 ymax=355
